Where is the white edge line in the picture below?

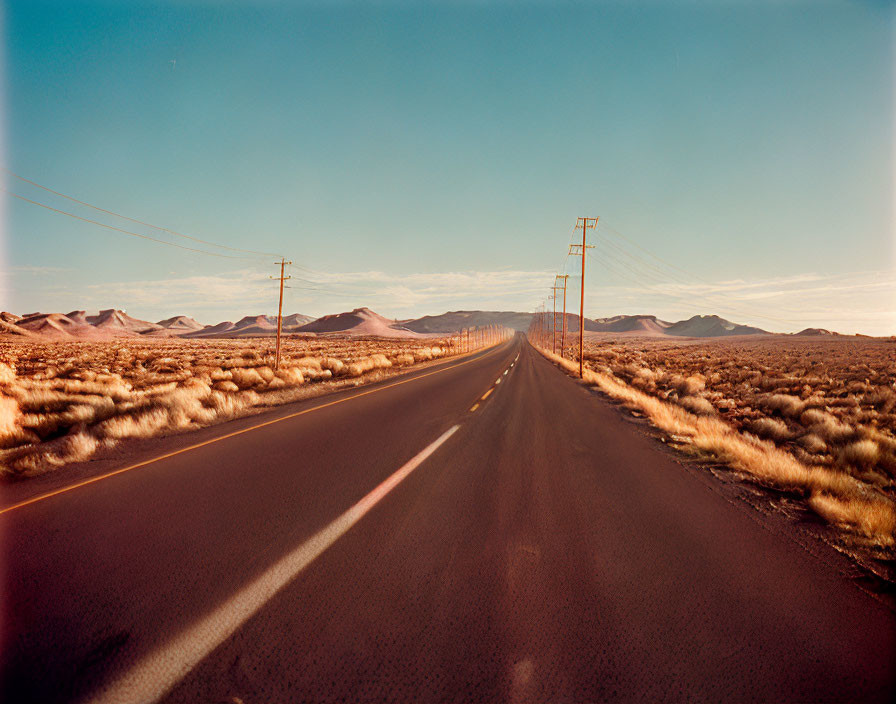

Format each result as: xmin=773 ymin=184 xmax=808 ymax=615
xmin=88 ymin=424 xmax=461 ymax=704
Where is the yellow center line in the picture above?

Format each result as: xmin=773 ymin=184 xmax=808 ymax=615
xmin=469 ymin=403 xmax=480 ymax=412
xmin=0 ymin=346 xmax=505 ymax=517
xmin=481 ymin=388 xmax=494 ymax=400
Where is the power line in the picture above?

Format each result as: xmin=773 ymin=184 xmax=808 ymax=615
xmin=3 ymin=168 xmax=283 ymax=258
xmin=5 ymin=190 xmax=262 ymax=260
xmin=586 ymin=249 xmax=800 ymax=325
xmin=598 ymin=221 xmax=805 ymax=318
xmin=591 ymin=236 xmax=802 ymax=323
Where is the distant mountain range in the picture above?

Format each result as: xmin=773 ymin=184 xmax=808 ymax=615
xmin=1 ymin=309 xmax=316 ymax=340
xmin=300 ymin=308 xmax=419 ymax=337
xmin=0 ymin=307 xmax=851 ymax=340
xmin=402 ymin=310 xmax=536 ymax=334
xmin=408 ymin=311 xmax=770 ymax=337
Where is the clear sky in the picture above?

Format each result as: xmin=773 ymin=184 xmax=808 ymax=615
xmin=2 ymin=0 xmax=894 ymax=334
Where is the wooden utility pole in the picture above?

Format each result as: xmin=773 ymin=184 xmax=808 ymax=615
xmin=536 ymin=304 xmax=543 ymax=347
xmin=550 ymin=293 xmax=556 ymax=353
xmin=570 ymin=218 xmax=597 ymax=377
xmin=555 ymin=274 xmax=569 ymax=358
xmin=547 ymin=288 xmax=558 ymax=353
xmin=270 ymin=258 xmax=292 ymax=370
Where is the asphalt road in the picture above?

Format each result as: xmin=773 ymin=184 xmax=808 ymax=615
xmin=2 ymin=334 xmax=894 ymax=703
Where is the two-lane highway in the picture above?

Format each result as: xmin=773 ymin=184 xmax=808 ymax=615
xmin=2 ymin=334 xmax=894 ymax=702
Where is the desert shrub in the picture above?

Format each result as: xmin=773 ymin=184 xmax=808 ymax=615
xmin=763 ymin=394 xmax=805 ymax=418
xmin=809 ymin=493 xmax=896 ymax=546
xmin=0 ymin=362 xmax=16 ymax=385
xmin=749 ymin=417 xmax=792 ymax=442
xmin=802 ymin=410 xmax=855 ymax=445
xmin=839 ymin=439 xmax=880 ymax=468
xmin=320 ymin=358 xmax=345 ymax=376
xmin=679 ymin=396 xmax=715 ymax=416
xmin=0 ymin=333 xmax=473 ymax=478
xmin=799 ymin=433 xmax=828 ymax=455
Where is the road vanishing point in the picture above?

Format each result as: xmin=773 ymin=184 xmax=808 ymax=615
xmin=2 ymin=335 xmax=894 ymax=702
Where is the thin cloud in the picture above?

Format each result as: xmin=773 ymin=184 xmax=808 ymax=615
xmin=585 ymin=270 xmax=896 ymax=335
xmin=5 ymin=266 xmax=895 ymax=336
xmin=7 ymin=265 xmax=73 ymax=275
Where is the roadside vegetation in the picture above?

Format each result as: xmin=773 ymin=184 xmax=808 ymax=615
xmin=539 ymin=337 xmax=896 ymax=552
xmin=0 ymin=336 xmax=468 ymax=478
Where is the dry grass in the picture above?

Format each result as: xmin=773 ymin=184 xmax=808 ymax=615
xmin=808 ymin=493 xmax=896 ymax=546
xmin=0 ymin=334 xmax=499 ymax=478
xmin=538 ymin=339 xmax=896 ymax=549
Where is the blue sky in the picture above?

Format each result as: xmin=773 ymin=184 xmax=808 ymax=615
xmin=2 ymin=0 xmax=894 ymax=334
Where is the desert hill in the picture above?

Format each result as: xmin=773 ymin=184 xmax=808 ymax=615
xmin=661 ymin=314 xmax=767 ymax=337
xmin=183 ymin=321 xmax=237 ymax=338
xmin=406 ymin=311 xmax=769 ymax=338
xmin=2 ymin=309 xmax=318 ymax=340
xmin=157 ymin=315 xmax=204 ymax=332
xmin=0 ymin=312 xmax=22 ymax=324
xmin=182 ymin=313 xmax=319 ymax=338
xmin=297 ymin=307 xmax=421 ymax=337
xmin=0 ymin=316 xmax=36 ymax=337
xmin=3 ymin=306 xmax=850 ymax=340
xmin=590 ymin=314 xmax=672 ymax=335
xmin=17 ymin=313 xmax=107 ymax=339
xmin=795 ymin=328 xmax=838 ymax=336
xmin=283 ymin=313 xmax=316 ymax=328
xmin=66 ymin=310 xmax=89 ymax=324
xmin=231 ymin=315 xmax=277 ymax=336
xmin=86 ymin=309 xmax=163 ymax=335
xmin=403 ymin=310 xmax=535 ymax=333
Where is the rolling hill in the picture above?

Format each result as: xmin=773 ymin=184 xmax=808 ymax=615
xmin=297 ymin=307 xmax=421 ymax=337
xmin=402 ymin=310 xmax=535 ymax=333
xmin=663 ymin=315 xmax=768 ymax=337
xmin=157 ymin=315 xmax=205 ymax=333
xmin=85 ymin=309 xmax=163 ymax=335
xmin=0 ymin=307 xmax=783 ymax=340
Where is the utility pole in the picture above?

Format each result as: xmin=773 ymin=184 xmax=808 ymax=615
xmin=549 ymin=291 xmax=556 ymax=353
xmin=570 ymin=217 xmax=597 ymax=377
xmin=536 ymin=304 xmax=543 ymax=347
xmin=555 ymin=274 xmax=569 ymax=358
xmin=270 ymin=258 xmax=292 ymax=370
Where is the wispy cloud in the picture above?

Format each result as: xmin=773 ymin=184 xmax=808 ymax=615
xmin=83 ymin=270 xmax=275 ymax=311
xmin=5 ymin=265 xmax=894 ymax=335
xmin=7 ymin=265 xmax=73 ymax=275
xmin=585 ymin=270 xmax=896 ymax=335
xmin=301 ymin=269 xmax=554 ymax=314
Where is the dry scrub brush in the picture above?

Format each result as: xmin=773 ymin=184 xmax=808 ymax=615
xmin=0 ymin=336 xmax=463 ymax=478
xmin=542 ymin=338 xmax=896 ymax=549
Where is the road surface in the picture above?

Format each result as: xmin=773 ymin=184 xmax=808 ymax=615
xmin=2 ymin=334 xmax=894 ymax=702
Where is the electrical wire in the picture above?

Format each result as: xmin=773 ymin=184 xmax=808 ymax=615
xmin=586 ymin=249 xmax=800 ymax=325
xmin=5 ymin=190 xmax=263 ymax=260
xmin=592 ymin=242 xmax=801 ymax=324
xmin=598 ymin=221 xmax=806 ymax=318
xmin=4 ymin=168 xmax=283 ymax=258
